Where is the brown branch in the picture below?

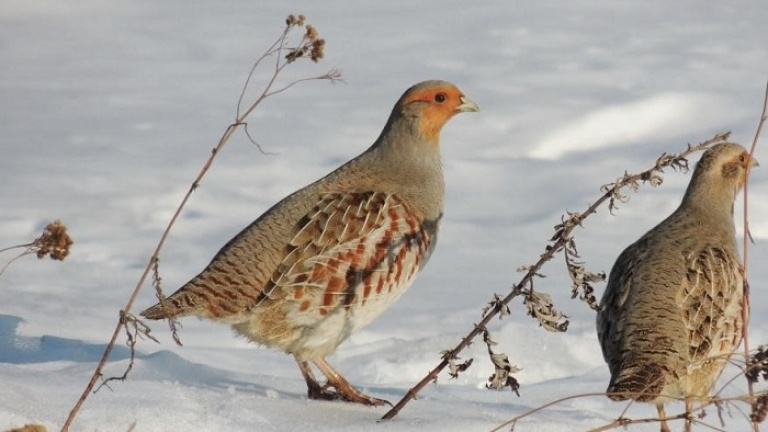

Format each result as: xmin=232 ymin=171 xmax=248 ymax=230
xmin=60 ymin=15 xmax=339 ymax=432
xmin=381 ymin=132 xmax=731 ymax=421
xmin=742 ymin=79 xmax=768 ymax=432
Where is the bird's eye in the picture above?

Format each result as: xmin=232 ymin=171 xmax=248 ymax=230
xmin=738 ymin=154 xmax=747 ymax=163
xmin=434 ymin=93 xmax=446 ymax=103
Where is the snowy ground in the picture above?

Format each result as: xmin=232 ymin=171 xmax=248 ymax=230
xmin=1 ymin=1 xmax=768 ymax=431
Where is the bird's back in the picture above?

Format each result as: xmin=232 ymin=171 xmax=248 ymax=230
xmin=141 ymin=183 xmax=324 ymax=321
xmin=597 ymin=207 xmax=743 ymax=402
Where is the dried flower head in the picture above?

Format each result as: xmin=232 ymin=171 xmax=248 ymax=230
xmin=305 ymin=24 xmax=318 ymax=41
xmin=285 ymin=14 xmax=306 ymax=26
xmin=747 ymin=345 xmax=768 ymax=384
xmin=283 ymin=16 xmax=327 ymax=64
xmin=33 ymin=220 xmax=73 ymax=261
xmin=310 ymin=38 xmax=325 ymax=62
xmin=752 ymin=393 xmax=768 ymax=424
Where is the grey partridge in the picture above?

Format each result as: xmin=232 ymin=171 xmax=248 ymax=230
xmin=141 ymin=80 xmax=479 ymax=405
xmin=596 ymin=143 xmax=758 ymax=431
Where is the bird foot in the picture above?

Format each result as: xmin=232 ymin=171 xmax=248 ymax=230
xmin=306 ymin=381 xmax=390 ymax=406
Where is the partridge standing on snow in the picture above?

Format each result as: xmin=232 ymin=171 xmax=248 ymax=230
xmin=596 ymin=143 xmax=758 ymax=432
xmin=141 ymin=80 xmax=478 ymax=405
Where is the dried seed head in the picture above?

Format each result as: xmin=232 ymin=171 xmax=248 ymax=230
xmin=752 ymin=394 xmax=768 ymax=423
xmin=283 ymin=20 xmax=326 ymax=64
xmin=33 ymin=220 xmax=73 ymax=261
xmin=305 ymin=24 xmax=319 ymax=41
xmin=747 ymin=345 xmax=768 ymax=384
xmin=286 ymin=14 xmax=307 ymax=27
xmin=311 ymin=38 xmax=325 ymax=62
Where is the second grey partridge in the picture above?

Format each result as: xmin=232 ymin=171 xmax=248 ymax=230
xmin=141 ymin=80 xmax=479 ymax=405
xmin=596 ymin=143 xmax=758 ymax=432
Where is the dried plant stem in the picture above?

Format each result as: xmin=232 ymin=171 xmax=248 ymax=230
xmin=489 ymin=385 xmax=760 ymax=432
xmin=381 ymin=132 xmax=731 ymax=421
xmin=742 ymin=80 xmax=768 ymax=432
xmin=0 ymin=244 xmax=33 ymax=254
xmin=0 ymin=250 xmax=32 ymax=277
xmin=60 ymin=16 xmax=339 ymax=432
xmin=485 ymin=391 xmax=699 ymax=432
xmin=60 ymin=104 xmax=242 ymax=432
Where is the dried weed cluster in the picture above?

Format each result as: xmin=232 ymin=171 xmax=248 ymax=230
xmin=32 ymin=220 xmax=73 ymax=261
xmin=284 ymin=14 xmax=326 ymax=63
xmin=748 ymin=346 xmax=768 ymax=423
xmin=0 ymin=220 xmax=73 ymax=278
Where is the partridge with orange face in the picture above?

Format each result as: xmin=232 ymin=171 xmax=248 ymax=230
xmin=597 ymin=143 xmax=758 ymax=432
xmin=141 ymin=80 xmax=478 ymax=405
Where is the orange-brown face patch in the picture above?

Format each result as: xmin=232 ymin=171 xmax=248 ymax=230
xmin=401 ymin=86 xmax=465 ymax=143
xmin=721 ymin=151 xmax=751 ymax=185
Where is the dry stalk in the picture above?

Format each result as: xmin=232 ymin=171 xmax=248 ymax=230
xmin=381 ymin=132 xmax=731 ymax=421
xmin=742 ymin=79 xmax=767 ymax=432
xmin=0 ymin=220 xmax=73 ymax=278
xmin=487 ymin=380 xmax=764 ymax=432
xmin=95 ymin=311 xmax=158 ymax=393
xmin=60 ymin=14 xmax=340 ymax=432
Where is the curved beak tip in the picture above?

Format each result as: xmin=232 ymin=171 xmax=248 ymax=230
xmin=458 ymin=96 xmax=480 ymax=113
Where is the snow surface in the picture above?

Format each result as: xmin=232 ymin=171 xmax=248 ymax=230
xmin=1 ymin=1 xmax=767 ymax=431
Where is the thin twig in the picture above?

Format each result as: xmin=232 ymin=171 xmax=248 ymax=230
xmin=0 ymin=243 xmax=33 ymax=254
xmin=60 ymin=15 xmax=339 ymax=432
xmin=380 ymin=132 xmax=731 ymax=421
xmin=0 ymin=250 xmax=33 ymax=278
xmin=742 ymin=79 xmax=768 ymax=432
xmin=488 ymin=388 xmax=762 ymax=432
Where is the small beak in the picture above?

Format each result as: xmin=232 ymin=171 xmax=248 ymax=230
xmin=750 ymin=157 xmax=760 ymax=168
xmin=457 ymin=95 xmax=480 ymax=113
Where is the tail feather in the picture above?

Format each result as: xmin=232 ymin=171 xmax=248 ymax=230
xmin=607 ymin=363 xmax=667 ymax=402
xmin=140 ymin=291 xmax=200 ymax=320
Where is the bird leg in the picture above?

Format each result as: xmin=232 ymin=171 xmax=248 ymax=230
xmin=656 ymin=403 xmax=671 ymax=432
xmin=311 ymin=357 xmax=390 ymax=406
xmin=684 ymin=398 xmax=693 ymax=432
xmin=295 ymin=359 xmax=329 ymax=400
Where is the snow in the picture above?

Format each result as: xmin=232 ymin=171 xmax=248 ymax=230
xmin=1 ymin=1 xmax=767 ymax=431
